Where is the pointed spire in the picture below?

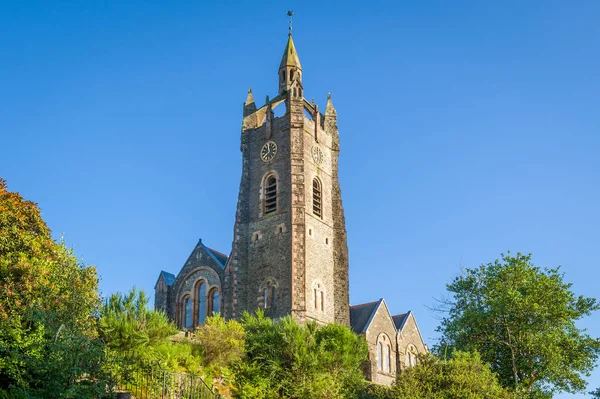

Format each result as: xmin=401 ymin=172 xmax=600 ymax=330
xmin=243 ymin=88 xmax=256 ymax=117
xmin=245 ymin=88 xmax=254 ymax=106
xmin=325 ymin=93 xmax=337 ymax=117
xmin=279 ymin=34 xmax=302 ymax=71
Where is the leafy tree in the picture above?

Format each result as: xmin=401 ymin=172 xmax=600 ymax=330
xmin=233 ymin=311 xmax=368 ymax=399
xmin=590 ymin=387 xmax=600 ymax=398
xmin=392 ymin=351 xmax=512 ymax=399
xmin=191 ymin=314 xmax=245 ymax=369
xmin=437 ymin=251 xmax=600 ymax=397
xmin=0 ymin=178 xmax=108 ymax=397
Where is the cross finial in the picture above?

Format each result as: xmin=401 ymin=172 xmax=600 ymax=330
xmin=287 ymin=10 xmax=294 ymax=35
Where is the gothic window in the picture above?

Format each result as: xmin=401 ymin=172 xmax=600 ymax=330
xmin=312 ymin=178 xmax=322 ymax=218
xmin=264 ymin=175 xmax=277 ymax=214
xmin=184 ymin=297 xmax=193 ymax=329
xmin=263 ymin=289 xmax=268 ymax=309
xmin=197 ymin=282 xmax=207 ymax=325
xmin=405 ymin=344 xmax=418 ymax=368
xmin=261 ymin=280 xmax=278 ymax=310
xmin=209 ymin=288 xmax=220 ymax=316
xmin=313 ymin=282 xmax=325 ymax=312
xmin=377 ymin=342 xmax=383 ymax=371
xmin=293 ymin=88 xmax=297 ymax=97
xmin=377 ymin=334 xmax=392 ymax=373
xmin=384 ymin=345 xmax=390 ymax=373
xmin=270 ymin=286 xmax=276 ymax=308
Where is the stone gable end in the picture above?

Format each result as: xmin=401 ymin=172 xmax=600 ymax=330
xmin=364 ymin=301 xmax=398 ymax=386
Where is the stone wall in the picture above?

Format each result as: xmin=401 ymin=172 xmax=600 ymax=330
xmin=364 ymin=302 xmax=398 ymax=386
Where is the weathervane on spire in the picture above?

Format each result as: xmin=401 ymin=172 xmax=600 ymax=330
xmin=287 ymin=10 xmax=294 ymax=35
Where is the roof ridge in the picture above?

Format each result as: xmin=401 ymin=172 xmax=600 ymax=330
xmin=350 ymin=300 xmax=379 ymax=308
xmin=207 ymin=246 xmax=229 ymax=258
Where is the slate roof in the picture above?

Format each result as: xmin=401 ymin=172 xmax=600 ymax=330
xmin=392 ymin=313 xmax=409 ymax=331
xmin=158 ymin=270 xmax=176 ymax=287
xmin=198 ymin=240 xmax=229 ymax=269
xmin=349 ymin=300 xmax=381 ymax=334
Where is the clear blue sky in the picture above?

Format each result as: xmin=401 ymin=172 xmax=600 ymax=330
xmin=1 ymin=1 xmax=599 ymax=396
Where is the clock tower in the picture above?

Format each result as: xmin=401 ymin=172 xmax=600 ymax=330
xmin=223 ymin=30 xmax=349 ymax=325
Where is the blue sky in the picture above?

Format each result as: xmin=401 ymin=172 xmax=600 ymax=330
xmin=1 ymin=1 xmax=599 ymax=396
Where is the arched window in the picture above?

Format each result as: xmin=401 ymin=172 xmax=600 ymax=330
xmin=261 ymin=280 xmax=278 ymax=310
xmin=209 ymin=289 xmax=220 ymax=316
xmin=293 ymin=88 xmax=297 ymax=97
xmin=270 ymin=286 xmax=276 ymax=309
xmin=184 ymin=297 xmax=193 ymax=329
xmin=405 ymin=344 xmax=418 ymax=368
xmin=312 ymin=178 xmax=322 ymax=218
xmin=384 ymin=345 xmax=390 ymax=373
xmin=197 ymin=282 xmax=207 ymax=325
xmin=377 ymin=334 xmax=392 ymax=373
xmin=320 ymin=291 xmax=324 ymax=312
xmin=313 ymin=283 xmax=325 ymax=312
xmin=264 ymin=175 xmax=277 ymax=214
xmin=263 ymin=289 xmax=269 ymax=309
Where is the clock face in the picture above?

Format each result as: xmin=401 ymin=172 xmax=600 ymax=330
xmin=261 ymin=141 xmax=277 ymax=162
xmin=312 ymin=146 xmax=324 ymax=165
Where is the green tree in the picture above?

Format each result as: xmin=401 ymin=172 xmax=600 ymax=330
xmin=234 ymin=311 xmax=368 ymax=399
xmin=0 ymin=178 xmax=108 ymax=397
xmin=191 ymin=314 xmax=245 ymax=369
xmin=590 ymin=387 xmax=600 ymax=398
xmin=392 ymin=351 xmax=512 ymax=399
xmin=99 ymin=288 xmax=178 ymax=364
xmin=437 ymin=251 xmax=600 ymax=397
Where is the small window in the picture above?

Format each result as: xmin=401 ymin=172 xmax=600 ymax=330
xmin=377 ymin=342 xmax=383 ymax=371
xmin=270 ymin=286 xmax=276 ymax=308
xmin=264 ymin=176 xmax=277 ymax=214
xmin=314 ymin=288 xmax=318 ymax=310
xmin=405 ymin=345 xmax=418 ymax=368
xmin=198 ymin=282 xmax=207 ymax=325
xmin=290 ymin=70 xmax=294 ymax=80
xmin=184 ymin=297 xmax=193 ymax=329
xmin=313 ymin=178 xmax=322 ymax=218
xmin=384 ymin=345 xmax=390 ymax=372
xmin=263 ymin=289 xmax=269 ymax=309
xmin=320 ymin=291 xmax=324 ymax=312
xmin=209 ymin=289 xmax=220 ymax=316
xmin=325 ymin=238 xmax=329 ymax=245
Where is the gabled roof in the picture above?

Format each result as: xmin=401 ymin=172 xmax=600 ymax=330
xmin=350 ymin=299 xmax=382 ymax=334
xmin=198 ymin=240 xmax=229 ymax=269
xmin=155 ymin=270 xmax=176 ymax=288
xmin=392 ymin=312 xmax=409 ymax=331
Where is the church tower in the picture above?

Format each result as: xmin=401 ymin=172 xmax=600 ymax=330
xmin=223 ymin=28 xmax=350 ymax=325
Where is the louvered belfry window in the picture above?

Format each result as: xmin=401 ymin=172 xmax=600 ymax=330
xmin=313 ymin=178 xmax=322 ymax=218
xmin=265 ymin=176 xmax=277 ymax=214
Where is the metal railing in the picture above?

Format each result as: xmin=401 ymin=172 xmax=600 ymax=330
xmin=114 ymin=361 xmax=220 ymax=399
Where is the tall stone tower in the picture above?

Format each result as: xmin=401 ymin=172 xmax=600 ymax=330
xmin=223 ymin=30 xmax=349 ymax=325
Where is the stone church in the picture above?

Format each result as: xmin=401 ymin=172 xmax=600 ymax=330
xmin=154 ymin=28 xmax=428 ymax=385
